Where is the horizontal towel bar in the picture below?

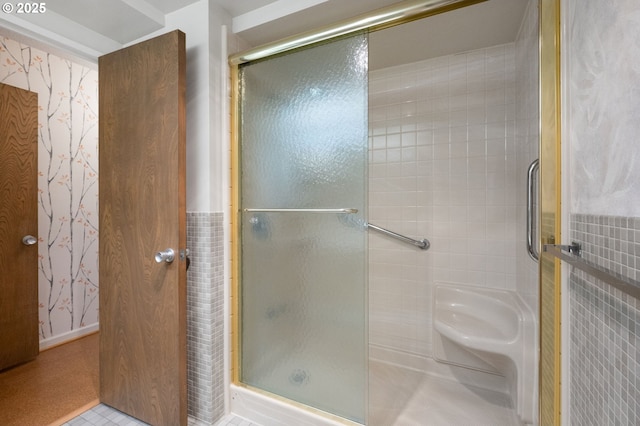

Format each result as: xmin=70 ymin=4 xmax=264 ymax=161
xmin=242 ymin=209 xmax=429 ymax=250
xmin=543 ymin=243 xmax=640 ymax=299
xmin=367 ymin=223 xmax=430 ymax=250
xmin=243 ymin=208 xmax=358 ymax=214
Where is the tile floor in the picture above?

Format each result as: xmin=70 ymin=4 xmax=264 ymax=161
xmin=66 ymin=362 xmax=517 ymax=426
xmin=63 ymin=404 xmax=258 ymax=426
xmin=62 ymin=404 xmax=149 ymax=425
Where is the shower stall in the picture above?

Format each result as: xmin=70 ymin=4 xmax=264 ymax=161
xmin=231 ymin=0 xmax=541 ymax=424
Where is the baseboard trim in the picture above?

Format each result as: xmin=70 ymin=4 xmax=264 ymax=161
xmin=40 ymin=324 xmax=99 ymax=351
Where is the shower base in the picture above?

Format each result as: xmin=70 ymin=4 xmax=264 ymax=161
xmin=230 ymin=361 xmax=520 ymax=426
xmin=230 ymin=384 xmax=349 ymax=426
xmin=369 ymin=360 xmax=520 ymax=426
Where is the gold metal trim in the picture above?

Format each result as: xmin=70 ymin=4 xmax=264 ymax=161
xmin=230 ymin=62 xmax=241 ymax=384
xmin=538 ymin=0 xmax=562 ymax=424
xmin=229 ymin=0 xmax=486 ymax=65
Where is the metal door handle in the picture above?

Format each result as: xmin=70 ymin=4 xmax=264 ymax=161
xmin=22 ymin=235 xmax=37 ymax=246
xmin=527 ymin=159 xmax=539 ymax=261
xmin=155 ymin=248 xmax=175 ymax=263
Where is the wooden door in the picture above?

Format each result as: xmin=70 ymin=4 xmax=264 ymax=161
xmin=99 ymin=31 xmax=187 ymax=426
xmin=0 ymin=83 xmax=39 ymax=371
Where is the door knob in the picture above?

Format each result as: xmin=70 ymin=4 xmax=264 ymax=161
xmin=155 ymin=248 xmax=175 ymax=263
xmin=22 ymin=235 xmax=37 ymax=246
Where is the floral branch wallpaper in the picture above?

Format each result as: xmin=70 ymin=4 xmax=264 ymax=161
xmin=0 ymin=34 xmax=99 ymax=341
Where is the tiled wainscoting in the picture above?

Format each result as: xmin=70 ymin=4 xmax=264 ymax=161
xmin=187 ymin=212 xmax=226 ymax=424
xmin=569 ymin=214 xmax=640 ymax=425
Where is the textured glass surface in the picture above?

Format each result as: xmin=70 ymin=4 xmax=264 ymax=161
xmin=239 ymin=34 xmax=368 ymax=422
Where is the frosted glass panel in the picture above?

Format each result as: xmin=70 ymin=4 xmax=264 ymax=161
xmin=239 ymin=34 xmax=368 ymax=422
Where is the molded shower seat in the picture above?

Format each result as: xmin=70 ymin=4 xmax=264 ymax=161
xmin=433 ymin=283 xmax=537 ymax=425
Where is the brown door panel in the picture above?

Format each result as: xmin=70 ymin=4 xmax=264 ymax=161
xmin=0 ymin=83 xmax=39 ymax=371
xmin=98 ymin=31 xmax=187 ymax=426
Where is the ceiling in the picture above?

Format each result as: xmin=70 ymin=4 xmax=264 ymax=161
xmin=0 ymin=0 xmax=528 ymax=68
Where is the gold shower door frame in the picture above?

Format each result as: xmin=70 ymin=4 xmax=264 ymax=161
xmin=539 ymin=0 xmax=562 ymax=424
xmin=230 ymin=0 xmax=563 ymax=423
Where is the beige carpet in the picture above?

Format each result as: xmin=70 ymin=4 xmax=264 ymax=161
xmin=0 ymin=333 xmax=99 ymax=426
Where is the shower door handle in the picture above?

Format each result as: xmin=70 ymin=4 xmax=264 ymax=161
xmin=527 ymin=159 xmax=539 ymax=261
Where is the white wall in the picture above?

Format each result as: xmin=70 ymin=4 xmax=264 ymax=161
xmin=126 ymin=0 xmax=231 ymax=213
xmin=567 ymin=0 xmax=640 ymax=217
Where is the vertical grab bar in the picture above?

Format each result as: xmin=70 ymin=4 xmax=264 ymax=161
xmin=527 ymin=159 xmax=540 ymax=261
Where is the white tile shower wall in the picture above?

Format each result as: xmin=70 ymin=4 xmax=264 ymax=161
xmin=187 ymin=212 xmax=225 ymax=425
xmin=368 ymin=43 xmax=517 ymax=360
xmin=515 ymin=0 xmax=539 ymax=312
xmin=569 ymin=214 xmax=640 ymax=425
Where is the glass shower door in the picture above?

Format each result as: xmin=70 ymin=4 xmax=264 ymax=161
xmin=239 ymin=34 xmax=368 ymax=422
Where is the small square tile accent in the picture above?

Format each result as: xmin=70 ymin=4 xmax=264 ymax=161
xmin=187 ymin=212 xmax=226 ymax=424
xmin=569 ymin=214 xmax=640 ymax=425
xmin=62 ymin=404 xmax=149 ymax=425
xmin=63 ymin=404 xmax=254 ymax=426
